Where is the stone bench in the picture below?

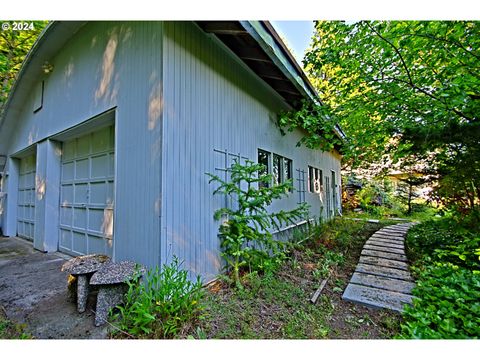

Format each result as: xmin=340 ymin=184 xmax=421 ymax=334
xmin=90 ymin=261 xmax=146 ymax=326
xmin=61 ymin=254 xmax=111 ymax=313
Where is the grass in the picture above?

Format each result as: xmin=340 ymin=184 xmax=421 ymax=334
xmin=192 ymin=217 xmax=403 ymax=339
xmin=0 ymin=307 xmax=32 ymax=339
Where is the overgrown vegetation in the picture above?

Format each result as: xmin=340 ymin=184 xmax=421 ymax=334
xmin=0 ymin=307 xmax=32 ymax=339
xmin=302 ymin=22 xmax=480 ymax=211
xmin=1 ymin=21 xmax=48 ymax=111
xmin=207 ymin=160 xmax=309 ymax=288
xmin=110 ymin=257 xmax=205 ymax=339
xmin=196 ymin=218 xmax=402 ymax=339
xmin=401 ymin=214 xmax=480 ymax=339
xmin=342 ymin=176 xmax=437 ymax=221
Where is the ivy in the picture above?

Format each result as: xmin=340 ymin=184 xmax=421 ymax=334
xmin=278 ymin=99 xmax=342 ymax=152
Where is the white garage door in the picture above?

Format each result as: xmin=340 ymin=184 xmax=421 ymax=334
xmin=17 ymin=154 xmax=36 ymax=240
xmin=59 ymin=126 xmax=115 ymax=256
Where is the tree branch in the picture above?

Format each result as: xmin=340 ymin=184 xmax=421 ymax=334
xmin=365 ymin=22 xmax=415 ymax=86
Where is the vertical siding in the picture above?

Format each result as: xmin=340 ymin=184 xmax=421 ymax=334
xmin=113 ymin=22 xmax=162 ymax=268
xmin=162 ymin=22 xmax=341 ymax=281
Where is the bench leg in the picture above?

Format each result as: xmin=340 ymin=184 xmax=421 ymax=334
xmin=77 ymin=275 xmax=88 ymax=313
xmin=95 ymin=284 xmax=127 ymax=326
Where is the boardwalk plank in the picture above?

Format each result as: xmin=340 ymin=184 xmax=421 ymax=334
xmin=342 ymin=283 xmax=413 ymax=312
xmin=361 ymin=249 xmax=408 ymax=262
xmin=350 ymin=272 xmax=415 ymax=294
xmin=358 ymin=256 xmax=409 ymax=270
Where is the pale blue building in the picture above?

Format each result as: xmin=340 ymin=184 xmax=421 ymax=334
xmin=0 ymin=21 xmax=343 ymax=281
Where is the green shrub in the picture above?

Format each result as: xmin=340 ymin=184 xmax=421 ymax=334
xmin=111 ymin=257 xmax=204 ymax=338
xmin=400 ymin=263 xmax=480 ymax=339
xmin=406 ymin=217 xmax=480 ymax=269
xmin=402 ymin=217 xmax=480 ymax=339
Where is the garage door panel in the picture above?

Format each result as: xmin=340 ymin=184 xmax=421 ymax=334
xmin=75 ymin=159 xmax=89 ymax=180
xmin=89 ymin=234 xmax=113 ymax=257
xmin=76 ymin=136 xmax=90 ymax=157
xmin=60 ymin=207 xmax=72 ymax=226
xmin=90 ymin=182 xmax=107 ymax=204
xmin=63 ymin=141 xmax=75 ymax=161
xmin=17 ymin=154 xmax=36 ymax=241
xmin=73 ymin=208 xmax=87 ymax=229
xmin=28 ymin=188 xmax=35 ymax=204
xmin=27 ymin=206 xmax=35 ymax=222
xmin=17 ymin=222 xmax=24 ymax=237
xmin=108 ymin=154 xmax=115 ymax=176
xmin=88 ymin=208 xmax=104 ymax=232
xmin=62 ymin=162 xmax=74 ymax=181
xmin=91 ymin=155 xmax=109 ymax=178
xmin=59 ymin=229 xmax=72 ymax=249
xmin=29 ymin=172 xmax=36 ymax=186
xmin=27 ymin=223 xmax=34 ymax=239
xmin=59 ymin=125 xmax=114 ymax=256
xmin=72 ymin=231 xmax=87 ymax=254
xmin=107 ymin=182 xmax=114 ymax=203
xmin=88 ymin=235 xmax=104 ymax=254
xmin=61 ymin=185 xmax=74 ymax=205
xmin=74 ymin=184 xmax=88 ymax=204
xmin=92 ymin=127 xmax=110 ymax=153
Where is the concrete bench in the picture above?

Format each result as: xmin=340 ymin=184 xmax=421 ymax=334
xmin=90 ymin=261 xmax=146 ymax=326
xmin=61 ymin=254 xmax=111 ymax=313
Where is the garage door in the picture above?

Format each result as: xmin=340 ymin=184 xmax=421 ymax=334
xmin=17 ymin=154 xmax=36 ymax=240
xmin=59 ymin=126 xmax=114 ymax=256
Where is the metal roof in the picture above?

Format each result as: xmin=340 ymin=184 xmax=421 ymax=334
xmin=196 ymin=21 xmax=345 ymax=142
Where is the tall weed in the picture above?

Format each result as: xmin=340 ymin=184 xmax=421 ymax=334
xmin=111 ymin=257 xmax=204 ymax=338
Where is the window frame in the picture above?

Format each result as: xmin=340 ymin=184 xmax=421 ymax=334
xmin=257 ymin=149 xmax=293 ymax=189
xmin=258 ymin=149 xmax=271 ymax=188
xmin=308 ymin=165 xmax=323 ymax=194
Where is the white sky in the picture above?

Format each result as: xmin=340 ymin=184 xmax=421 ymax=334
xmin=1 ymin=0 xmax=479 ymax=20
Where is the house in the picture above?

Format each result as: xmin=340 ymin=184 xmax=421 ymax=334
xmin=0 ymin=21 xmax=343 ymax=281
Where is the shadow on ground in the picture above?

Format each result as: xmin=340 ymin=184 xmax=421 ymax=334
xmin=0 ymin=236 xmax=110 ymax=339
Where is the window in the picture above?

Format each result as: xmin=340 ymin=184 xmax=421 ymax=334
xmin=308 ymin=166 xmax=323 ymax=193
xmin=258 ymin=149 xmax=270 ymax=188
xmin=273 ymin=154 xmax=281 ymax=185
xmin=33 ymin=81 xmax=44 ymax=113
xmin=257 ymin=149 xmax=292 ymax=189
xmin=283 ymin=157 xmax=292 ymax=185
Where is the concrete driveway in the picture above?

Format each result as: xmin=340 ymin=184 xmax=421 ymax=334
xmin=0 ymin=236 xmax=109 ymax=339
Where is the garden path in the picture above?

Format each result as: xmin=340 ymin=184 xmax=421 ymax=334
xmin=342 ymin=223 xmax=416 ymax=312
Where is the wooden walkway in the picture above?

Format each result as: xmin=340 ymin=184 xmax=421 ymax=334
xmin=342 ymin=223 xmax=416 ymax=312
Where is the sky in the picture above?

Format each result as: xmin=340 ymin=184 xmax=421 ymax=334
xmin=271 ymin=21 xmax=315 ymax=66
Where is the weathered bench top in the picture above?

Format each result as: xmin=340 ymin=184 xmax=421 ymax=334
xmin=90 ymin=261 xmax=146 ymax=285
xmin=61 ymin=254 xmax=111 ymax=275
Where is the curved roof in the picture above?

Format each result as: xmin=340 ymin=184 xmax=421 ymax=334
xmin=0 ymin=21 xmax=86 ymax=154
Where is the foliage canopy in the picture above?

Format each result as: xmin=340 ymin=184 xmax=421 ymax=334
xmin=283 ymin=20 xmax=480 ymax=210
xmin=0 ymin=21 xmax=48 ymax=112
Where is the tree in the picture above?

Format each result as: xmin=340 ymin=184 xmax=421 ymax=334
xmin=0 ymin=21 xmax=48 ymax=112
xmin=207 ymin=160 xmax=309 ymax=288
xmin=300 ymin=21 xmax=480 ymax=211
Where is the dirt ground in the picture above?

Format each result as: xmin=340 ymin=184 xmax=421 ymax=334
xmin=0 ymin=236 xmax=110 ymax=339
